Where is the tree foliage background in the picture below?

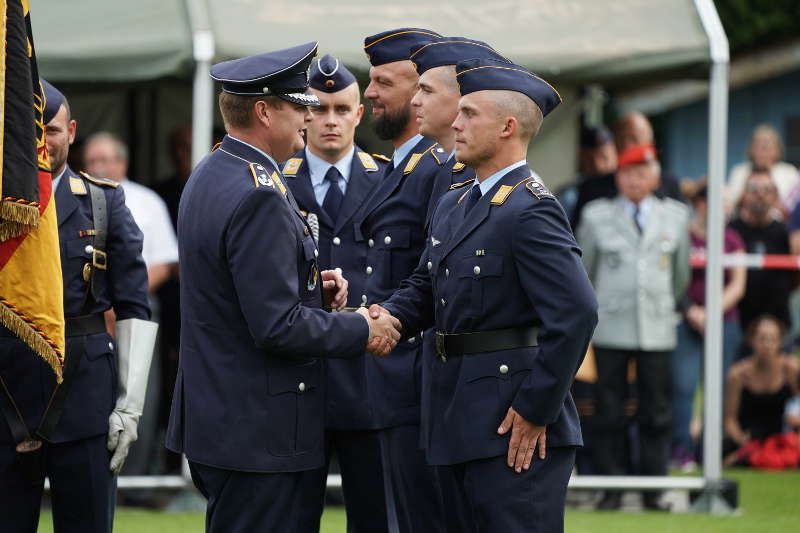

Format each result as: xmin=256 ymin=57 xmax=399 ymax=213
xmin=716 ymin=0 xmax=800 ymax=54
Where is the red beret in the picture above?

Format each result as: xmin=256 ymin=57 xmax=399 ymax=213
xmin=618 ymin=144 xmax=657 ymax=170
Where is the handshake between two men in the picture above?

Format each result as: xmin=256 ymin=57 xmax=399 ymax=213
xmin=321 ymin=269 xmax=402 ymax=357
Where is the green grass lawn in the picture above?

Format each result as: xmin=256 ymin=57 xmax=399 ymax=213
xmin=37 ymin=469 xmax=800 ymax=532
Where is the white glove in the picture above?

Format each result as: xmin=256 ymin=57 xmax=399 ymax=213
xmin=108 ymin=410 xmax=140 ymax=474
xmin=109 ymin=318 xmax=157 ymax=474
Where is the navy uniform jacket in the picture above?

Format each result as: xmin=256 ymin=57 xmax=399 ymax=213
xmin=383 ymin=164 xmax=598 ymax=465
xmin=426 ymin=158 xmax=475 ymax=228
xmin=0 ymin=166 xmax=149 ymax=444
xmin=283 ymin=147 xmax=383 ymax=429
xmin=166 ymin=136 xmax=369 ymax=473
xmin=356 ymin=136 xmax=448 ymax=428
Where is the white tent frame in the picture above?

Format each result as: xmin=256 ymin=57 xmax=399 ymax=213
xmin=45 ymin=0 xmax=735 ymax=514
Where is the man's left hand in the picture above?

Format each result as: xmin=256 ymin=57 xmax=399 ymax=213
xmin=322 ymin=269 xmax=348 ymax=311
xmin=498 ymin=407 xmax=546 ymax=473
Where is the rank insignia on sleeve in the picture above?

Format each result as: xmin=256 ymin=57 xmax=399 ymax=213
xmin=283 ymin=158 xmax=303 ymax=175
xmin=357 ymin=152 xmax=378 ymax=172
xmin=490 ymin=185 xmax=514 ymax=205
xmin=69 ymin=177 xmax=87 ymax=195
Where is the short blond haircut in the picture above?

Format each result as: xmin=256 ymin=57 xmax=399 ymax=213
xmin=493 ymin=90 xmax=543 ymax=142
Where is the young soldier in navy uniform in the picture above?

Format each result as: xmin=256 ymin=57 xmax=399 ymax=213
xmin=409 ymin=37 xmax=511 ymax=226
xmin=282 ymin=55 xmax=389 ymax=533
xmin=165 ymin=43 xmax=401 ymax=533
xmin=358 ymin=28 xmax=453 ymax=532
xmin=372 ymin=59 xmax=599 ymax=533
xmin=0 ymin=80 xmax=157 ymax=533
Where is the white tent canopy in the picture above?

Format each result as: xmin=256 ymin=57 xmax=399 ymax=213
xmin=32 ymin=0 xmax=733 ymax=513
xmin=33 ymin=0 xmax=711 ymax=82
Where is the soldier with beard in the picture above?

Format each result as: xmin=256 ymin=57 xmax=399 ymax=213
xmin=355 ymin=28 xmax=449 ymax=532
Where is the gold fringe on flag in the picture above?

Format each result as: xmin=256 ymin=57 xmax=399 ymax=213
xmin=0 ymin=298 xmax=63 ymax=382
xmin=0 ymin=199 xmax=40 ymax=241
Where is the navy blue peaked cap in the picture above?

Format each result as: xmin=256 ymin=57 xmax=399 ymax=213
xmin=364 ymin=28 xmax=442 ymax=66
xmin=410 ymin=37 xmax=510 ymax=75
xmin=41 ymin=78 xmax=65 ymax=123
xmin=210 ymin=41 xmax=320 ymax=106
xmin=309 ymin=54 xmax=357 ymax=93
xmin=455 ymin=58 xmax=562 ymax=117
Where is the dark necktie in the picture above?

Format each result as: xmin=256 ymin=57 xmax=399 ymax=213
xmin=463 ymin=185 xmax=482 ymax=217
xmin=633 ymin=205 xmax=643 ymax=234
xmin=322 ymin=166 xmax=344 ymax=223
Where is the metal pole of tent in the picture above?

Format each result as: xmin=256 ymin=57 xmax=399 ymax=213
xmin=187 ymin=0 xmax=215 ymax=170
xmin=693 ymin=0 xmax=733 ymax=514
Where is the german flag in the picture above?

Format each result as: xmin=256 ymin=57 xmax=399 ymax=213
xmin=0 ymin=0 xmax=65 ymax=382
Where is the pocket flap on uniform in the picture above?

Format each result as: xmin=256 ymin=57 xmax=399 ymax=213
xmin=66 ymin=237 xmax=93 ymax=259
xmin=84 ymin=333 xmax=115 ymax=361
xmin=376 ymin=227 xmax=410 ymax=249
xmin=455 ymin=255 xmax=503 ymax=279
xmin=301 ymin=237 xmax=318 ymax=261
xmin=463 ymin=349 xmax=536 ymax=382
xmin=268 ymin=361 xmax=320 ymax=395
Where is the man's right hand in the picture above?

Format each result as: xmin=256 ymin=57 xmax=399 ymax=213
xmin=356 ymin=307 xmax=402 ymax=357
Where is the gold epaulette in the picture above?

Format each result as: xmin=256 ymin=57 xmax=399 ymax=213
xmin=449 ymin=179 xmax=473 ymax=191
xmin=283 ymin=157 xmax=303 ymax=175
xmin=403 ymin=144 xmax=437 ymax=175
xmin=79 ymin=171 xmax=118 ymax=188
xmin=372 ymin=153 xmax=391 ymax=163
xmin=452 ymin=162 xmax=466 ymax=173
xmin=357 ymin=152 xmax=379 ymax=172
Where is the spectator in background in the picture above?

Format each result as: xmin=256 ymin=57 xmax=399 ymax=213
xmin=724 ymin=315 xmax=799 ymax=465
xmin=84 ymin=132 xmax=179 ymax=483
xmin=154 ymin=125 xmax=192 ymax=473
xmin=560 ymin=125 xmax=617 ymax=227
xmin=578 ymin=144 xmax=690 ymax=510
xmin=614 ymin=111 xmax=684 ymax=203
xmin=728 ymin=124 xmax=800 ymax=214
xmin=729 ymin=171 xmax=794 ymax=336
xmin=155 ymin=125 xmax=192 ymax=230
xmin=671 ymin=181 xmax=747 ymax=471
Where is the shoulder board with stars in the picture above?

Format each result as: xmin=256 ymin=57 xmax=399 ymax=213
xmin=249 ymin=163 xmax=278 ymax=191
xmin=79 ymin=171 xmax=118 ymax=188
xmin=357 ymin=152 xmax=379 ymax=172
xmin=449 ymin=179 xmax=472 ymax=191
xmin=430 ymin=144 xmax=448 ymax=165
xmin=452 ymin=162 xmax=466 ymax=173
xmin=525 ymin=178 xmax=554 ymax=200
xmin=283 ymin=158 xmax=303 ymax=175
xmin=371 ymin=153 xmax=391 ymax=163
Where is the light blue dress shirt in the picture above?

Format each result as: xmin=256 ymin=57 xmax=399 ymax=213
xmin=305 ymin=146 xmax=354 ymax=207
xmin=392 ymin=134 xmax=424 ymax=169
xmin=51 ymin=166 xmax=68 ymax=192
xmin=620 ymin=195 xmax=653 ymax=230
xmin=471 ymin=159 xmax=528 ymax=196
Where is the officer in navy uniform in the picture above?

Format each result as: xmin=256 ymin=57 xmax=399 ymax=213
xmin=282 ymin=55 xmax=390 ymax=532
xmin=408 ymin=36 xmax=511 ymax=226
xmin=358 ymin=27 xmax=454 ymax=532
xmin=165 ymin=42 xmax=401 ymax=533
xmin=374 ymin=59 xmax=599 ymax=532
xmin=0 ymin=80 xmax=156 ymax=533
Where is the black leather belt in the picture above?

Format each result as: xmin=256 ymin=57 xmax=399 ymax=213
xmin=0 ymin=314 xmax=106 ymax=339
xmin=435 ymin=327 xmax=539 ymax=358
xmin=64 ymin=314 xmax=107 ymax=337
